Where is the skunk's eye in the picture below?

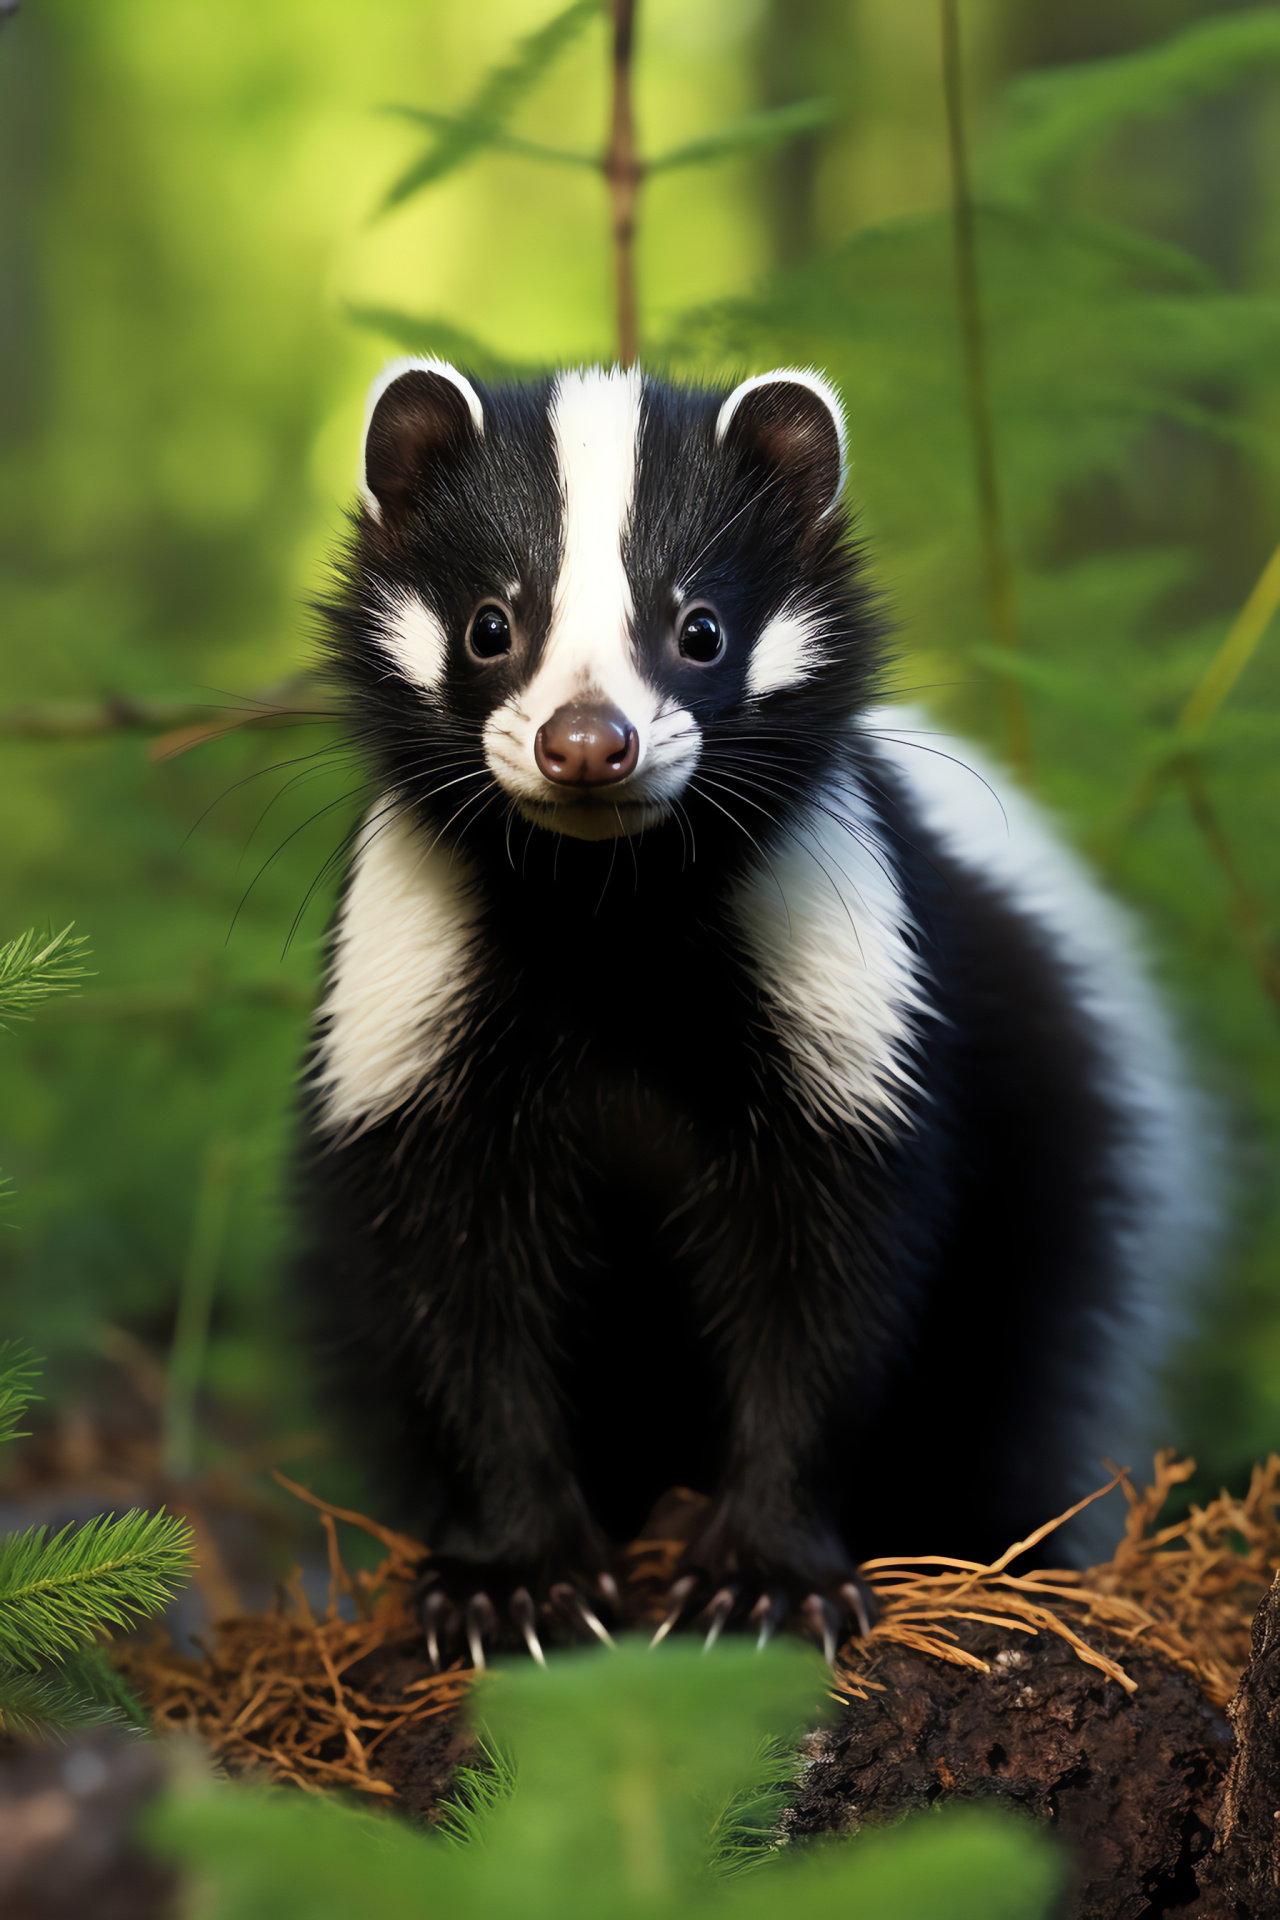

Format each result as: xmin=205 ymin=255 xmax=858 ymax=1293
xmin=468 ymin=603 xmax=513 ymax=659
xmin=678 ymin=607 xmax=724 ymax=664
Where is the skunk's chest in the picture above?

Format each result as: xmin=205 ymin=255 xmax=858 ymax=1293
xmin=310 ymin=781 xmax=926 ymax=1147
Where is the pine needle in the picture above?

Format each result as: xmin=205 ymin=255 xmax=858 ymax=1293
xmin=0 ymin=1341 xmax=40 ymax=1445
xmin=0 ymin=1508 xmax=195 ymax=1668
xmin=0 ymin=924 xmax=91 ymax=1027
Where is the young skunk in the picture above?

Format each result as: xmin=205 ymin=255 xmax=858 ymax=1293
xmin=297 ymin=357 xmax=1201 ymax=1663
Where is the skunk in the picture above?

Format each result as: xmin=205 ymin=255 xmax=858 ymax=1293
xmin=296 ymin=358 xmax=1202 ymax=1662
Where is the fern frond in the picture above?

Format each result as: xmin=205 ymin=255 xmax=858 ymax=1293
xmin=989 ymin=10 xmax=1280 ymax=207
xmin=0 ymin=1341 xmax=40 ymax=1445
xmin=0 ymin=1508 xmax=195 ymax=1668
xmin=380 ymin=0 xmax=602 ymax=210
xmin=0 ymin=924 xmax=91 ymax=1026
xmin=386 ymin=107 xmax=595 ymax=171
xmin=648 ymin=97 xmax=835 ymax=175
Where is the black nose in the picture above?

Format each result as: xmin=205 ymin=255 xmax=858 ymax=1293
xmin=534 ymin=703 xmax=639 ymax=787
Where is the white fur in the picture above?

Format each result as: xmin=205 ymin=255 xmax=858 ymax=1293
xmin=715 ymin=368 xmax=849 ymax=515
xmin=865 ymin=705 xmax=1202 ymax=1254
xmin=729 ymin=770 xmax=929 ymax=1135
xmin=746 ymin=604 xmax=829 ymax=697
xmin=483 ymin=365 xmax=701 ymax=838
xmin=359 ymin=356 xmax=485 ymax=523
xmin=312 ymin=802 xmax=479 ymax=1132
xmin=373 ymin=589 xmax=448 ymax=692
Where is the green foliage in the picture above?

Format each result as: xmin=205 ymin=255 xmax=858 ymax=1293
xmin=0 ymin=1507 xmax=195 ymax=1669
xmin=434 ymin=1736 xmax=518 ymax=1849
xmin=0 ymin=1341 xmax=40 ymax=1445
xmin=0 ymin=925 xmax=90 ymax=1028
xmin=150 ymin=1641 xmax=1059 ymax=1919
xmin=647 ymin=98 xmax=836 ymax=175
xmin=381 ymin=0 xmax=604 ymax=208
xmin=0 ymin=1347 xmax=193 ymax=1732
xmin=0 ymin=1648 xmax=148 ymax=1739
xmin=988 ymin=11 xmax=1280 ymax=208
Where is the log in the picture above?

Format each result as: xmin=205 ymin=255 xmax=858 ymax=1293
xmin=1186 ymin=1570 xmax=1280 ymax=1918
xmin=788 ymin=1619 xmax=1231 ymax=1919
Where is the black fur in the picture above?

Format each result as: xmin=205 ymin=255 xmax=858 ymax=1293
xmin=295 ymin=368 xmax=1151 ymax=1631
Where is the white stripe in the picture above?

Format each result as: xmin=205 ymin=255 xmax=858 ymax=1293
xmin=311 ymin=804 xmax=479 ymax=1132
xmin=482 ymin=366 xmax=683 ymax=827
xmin=373 ymin=589 xmax=448 ymax=692
xmin=729 ymin=772 xmax=928 ymax=1135
xmin=746 ymin=604 xmax=828 ymax=697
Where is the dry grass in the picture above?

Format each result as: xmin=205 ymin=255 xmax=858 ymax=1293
xmin=116 ymin=1474 xmax=471 ymax=1798
xmin=839 ymin=1452 xmax=1280 ymax=1710
xmin=118 ymin=1453 xmax=1280 ymax=1798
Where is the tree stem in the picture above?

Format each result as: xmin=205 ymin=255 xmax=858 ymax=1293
xmin=605 ymin=0 xmax=642 ymax=365
xmin=940 ymin=0 xmax=1031 ymax=779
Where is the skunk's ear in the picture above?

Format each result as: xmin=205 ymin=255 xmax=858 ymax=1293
xmin=359 ymin=357 xmax=485 ymax=526
xmin=715 ymin=368 xmax=847 ymax=520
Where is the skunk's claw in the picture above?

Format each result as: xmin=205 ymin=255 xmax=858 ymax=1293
xmin=466 ymin=1591 xmax=496 ymax=1671
xmin=414 ymin=1557 xmax=620 ymax=1666
xmin=423 ymin=1588 xmax=448 ymax=1673
xmin=550 ymin=1581 xmax=616 ymax=1648
xmin=700 ymin=1584 xmax=737 ymax=1652
xmin=749 ymin=1589 xmax=788 ymax=1651
xmin=801 ymin=1591 xmax=840 ymax=1668
xmin=649 ymin=1573 xmax=698 ymax=1649
xmin=510 ymin=1587 xmax=547 ymax=1667
xmin=840 ymin=1578 xmax=875 ymax=1640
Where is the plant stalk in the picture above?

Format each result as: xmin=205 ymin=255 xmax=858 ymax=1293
xmin=163 ymin=1136 xmax=236 ymax=1481
xmin=604 ymin=0 xmax=642 ymax=365
xmin=940 ymin=0 xmax=1031 ymax=779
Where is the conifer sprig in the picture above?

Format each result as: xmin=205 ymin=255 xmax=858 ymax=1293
xmin=0 ymin=1509 xmax=195 ymax=1668
xmin=0 ymin=1341 xmax=40 ymax=1445
xmin=0 ymin=1651 xmax=146 ymax=1739
xmin=0 ymin=924 xmax=91 ymax=1027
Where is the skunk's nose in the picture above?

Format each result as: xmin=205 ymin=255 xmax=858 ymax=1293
xmin=534 ymin=703 xmax=639 ymax=786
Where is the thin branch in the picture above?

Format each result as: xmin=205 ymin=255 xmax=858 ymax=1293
xmin=604 ymin=0 xmax=642 ymax=366
xmin=940 ymin=0 xmax=1032 ymax=781
xmin=0 ymin=677 xmax=334 ymax=758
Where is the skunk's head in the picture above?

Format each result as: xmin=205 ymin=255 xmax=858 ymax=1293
xmin=326 ymin=360 xmax=881 ymax=853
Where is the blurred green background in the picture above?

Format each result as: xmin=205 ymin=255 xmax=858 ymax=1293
xmin=0 ymin=0 xmax=1278 ymax=1527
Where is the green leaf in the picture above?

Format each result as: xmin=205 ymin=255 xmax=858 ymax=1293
xmin=380 ymin=0 xmax=602 ymax=210
xmin=387 ymin=107 xmax=595 ymax=171
xmin=0 ymin=1341 xmax=40 ymax=1445
xmin=648 ymin=97 xmax=836 ymax=174
xmin=345 ymin=307 xmax=548 ymax=382
xmin=0 ymin=1508 xmax=195 ymax=1668
xmin=988 ymin=10 xmax=1280 ymax=207
xmin=0 ymin=924 xmax=92 ymax=1027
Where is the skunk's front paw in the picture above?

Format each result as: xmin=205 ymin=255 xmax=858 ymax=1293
xmin=650 ymin=1518 xmax=877 ymax=1663
xmin=413 ymin=1557 xmax=622 ymax=1670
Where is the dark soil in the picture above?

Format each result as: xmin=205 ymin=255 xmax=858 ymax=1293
xmin=788 ymin=1621 xmax=1232 ymax=1920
